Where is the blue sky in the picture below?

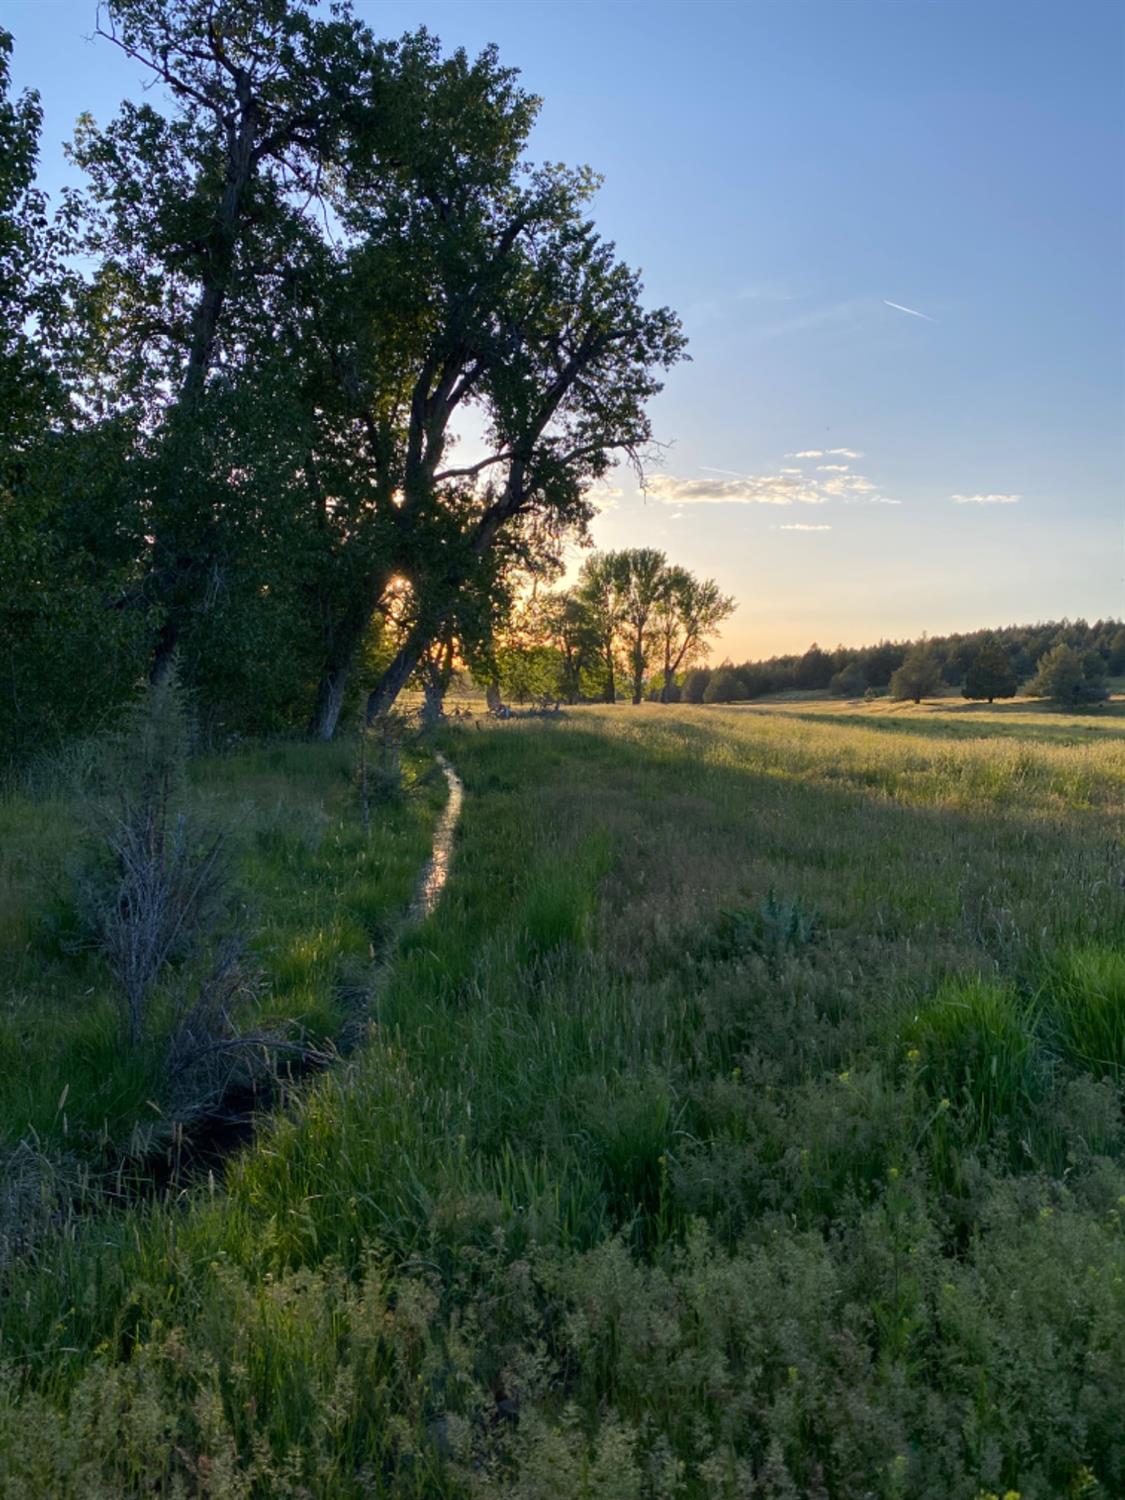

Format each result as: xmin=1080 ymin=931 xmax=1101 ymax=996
xmin=7 ymin=0 xmax=1123 ymax=656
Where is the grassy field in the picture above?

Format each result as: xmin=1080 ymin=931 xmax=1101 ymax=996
xmin=1 ymin=699 xmax=1124 ymax=1498
xmin=0 ymin=736 xmax=441 ymax=1192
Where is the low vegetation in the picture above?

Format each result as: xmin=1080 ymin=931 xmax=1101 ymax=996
xmin=0 ymin=699 xmax=441 ymax=1223
xmin=2 ymin=698 xmax=1122 ymax=1497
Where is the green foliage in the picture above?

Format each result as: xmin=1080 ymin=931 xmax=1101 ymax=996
xmin=890 ymin=642 xmax=944 ymax=702
xmin=829 ymin=658 xmax=867 ymax=696
xmin=710 ymin=888 xmax=824 ymax=968
xmin=908 ymin=977 xmax=1044 ymax=1145
xmin=702 ymin=666 xmax=746 ymax=702
xmin=1029 ymin=644 xmax=1109 ymax=706
xmin=962 ymin=638 xmax=1018 ymax=702
xmin=1040 ymin=944 xmax=1125 ymax=1081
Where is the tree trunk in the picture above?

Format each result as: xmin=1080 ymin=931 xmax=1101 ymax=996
xmin=149 ymin=614 xmax=180 ymax=688
xmin=661 ymin=667 xmax=674 ymax=703
xmin=309 ymin=663 xmax=351 ymax=742
xmin=366 ymin=631 xmax=429 ymax=723
xmin=307 ymin=576 xmax=391 ymax=741
xmin=631 ymin=626 xmax=645 ymax=704
xmin=421 ymin=676 xmax=444 ymax=728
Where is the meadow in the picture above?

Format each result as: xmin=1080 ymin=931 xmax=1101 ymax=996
xmin=1 ymin=697 xmax=1123 ymax=1498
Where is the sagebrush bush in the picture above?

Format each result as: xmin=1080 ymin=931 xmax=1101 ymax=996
xmin=73 ymin=672 xmax=229 ymax=1045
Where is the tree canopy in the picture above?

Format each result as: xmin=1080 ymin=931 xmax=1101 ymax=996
xmin=0 ymin=4 xmax=688 ymax=759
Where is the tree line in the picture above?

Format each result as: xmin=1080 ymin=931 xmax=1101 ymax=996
xmin=659 ymin=618 xmax=1122 ymax=708
xmin=0 ymin=2 xmax=686 ymax=765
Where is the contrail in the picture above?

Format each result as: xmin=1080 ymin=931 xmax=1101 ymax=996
xmin=700 ymin=465 xmax=751 ymax=478
xmin=884 ymin=299 xmax=934 ymax=322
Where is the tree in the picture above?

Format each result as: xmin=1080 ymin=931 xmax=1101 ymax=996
xmin=1028 ymin=644 xmax=1109 ymax=706
xmin=358 ymin=202 xmax=687 ymax=721
xmin=829 ymin=659 xmax=867 ymax=697
xmin=541 ymin=590 xmax=599 ymax=703
xmin=75 ymin=0 xmax=378 ymax=687
xmin=576 ymin=552 xmax=629 ymax=704
xmin=796 ymin=643 xmax=833 ymax=691
xmin=681 ymin=667 xmax=711 ymax=704
xmin=962 ymin=639 xmax=1017 ymax=703
xmin=890 ymin=643 xmax=943 ymax=703
xmin=654 ymin=568 xmax=736 ymax=702
xmin=702 ymin=667 xmax=747 ymax=704
xmin=0 ymin=29 xmax=152 ymax=762
xmin=618 ymin=548 xmax=667 ymax=704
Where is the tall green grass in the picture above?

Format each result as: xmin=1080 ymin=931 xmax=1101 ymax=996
xmin=1 ymin=704 xmax=1123 ymax=1498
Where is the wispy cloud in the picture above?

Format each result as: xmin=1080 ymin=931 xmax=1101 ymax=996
xmin=951 ymin=493 xmax=1021 ymax=505
xmin=593 ymin=485 xmax=623 ymax=512
xmin=821 ymin=474 xmax=876 ymax=497
xmin=750 ymin=298 xmax=866 ymax=343
xmin=884 ymin=299 xmax=934 ymax=322
xmin=646 ymin=473 xmax=825 ymax=507
xmin=788 ymin=446 xmax=864 ymax=460
xmin=817 ymin=463 xmax=849 ymax=472
xmin=779 ymin=523 xmax=832 ymax=531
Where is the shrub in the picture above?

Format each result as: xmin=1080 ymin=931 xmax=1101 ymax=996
xmin=73 ymin=673 xmax=228 ymax=1046
xmin=710 ymin=889 xmax=824 ymax=971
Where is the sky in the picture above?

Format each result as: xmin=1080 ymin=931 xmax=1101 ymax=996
xmin=5 ymin=0 xmax=1124 ymax=659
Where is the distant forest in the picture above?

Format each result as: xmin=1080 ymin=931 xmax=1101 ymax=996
xmin=668 ymin=618 xmax=1125 ymax=704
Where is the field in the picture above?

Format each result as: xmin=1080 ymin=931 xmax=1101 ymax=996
xmin=1 ymin=698 xmax=1124 ymax=1498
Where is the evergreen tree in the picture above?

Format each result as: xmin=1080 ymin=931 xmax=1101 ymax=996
xmin=890 ymin=643 xmax=943 ymax=704
xmin=962 ymin=638 xmax=1018 ymax=702
xmin=1028 ymin=644 xmax=1109 ymax=706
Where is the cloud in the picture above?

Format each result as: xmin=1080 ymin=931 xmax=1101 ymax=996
xmin=779 ymin=523 xmax=832 ymax=531
xmin=647 ymin=473 xmax=825 ymax=507
xmin=817 ymin=464 xmax=849 ymax=472
xmin=821 ymin=474 xmax=876 ymax=497
xmin=951 ymin=493 xmax=1021 ymax=505
xmin=788 ymin=446 xmax=863 ymax=460
xmin=883 ymin=299 xmax=934 ymax=322
xmin=869 ymin=496 xmax=903 ymax=505
xmin=779 ymin=467 xmax=804 ymax=475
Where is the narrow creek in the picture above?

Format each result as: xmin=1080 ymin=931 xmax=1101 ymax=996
xmin=151 ymin=748 xmax=464 ymax=1188
xmin=410 ymin=752 xmax=464 ymax=920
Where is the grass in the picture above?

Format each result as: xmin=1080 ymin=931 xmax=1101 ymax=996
xmin=0 ymin=700 xmax=1123 ymax=1498
xmin=0 ymin=737 xmax=441 ymax=1163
